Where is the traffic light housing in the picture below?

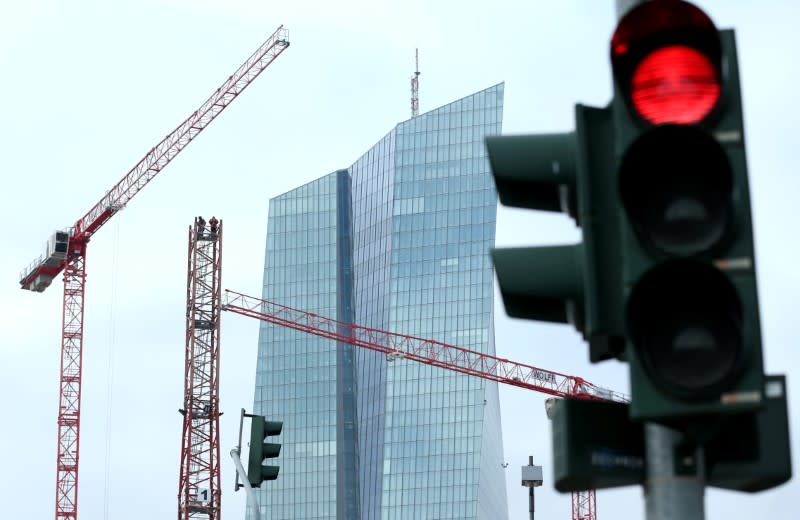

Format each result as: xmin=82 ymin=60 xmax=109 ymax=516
xmin=551 ymin=398 xmax=645 ymax=492
xmin=551 ymin=375 xmax=791 ymax=494
xmin=611 ymin=0 xmax=765 ymax=422
xmin=488 ymin=108 xmax=625 ymax=363
xmin=247 ymin=415 xmax=282 ymax=487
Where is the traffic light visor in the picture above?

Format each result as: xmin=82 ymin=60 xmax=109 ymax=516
xmin=612 ymin=0 xmax=721 ymax=125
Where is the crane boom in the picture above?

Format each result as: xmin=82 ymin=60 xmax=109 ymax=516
xmin=222 ymin=289 xmax=627 ymax=402
xmin=19 ymin=25 xmax=289 ymax=292
xmin=223 ymin=289 xmax=626 ymax=520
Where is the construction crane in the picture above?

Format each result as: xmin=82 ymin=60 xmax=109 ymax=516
xmin=222 ymin=289 xmax=628 ymax=520
xmin=179 ymin=217 xmax=223 ymax=519
xmin=18 ymin=26 xmax=289 ymax=520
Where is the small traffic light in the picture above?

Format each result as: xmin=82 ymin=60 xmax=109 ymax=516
xmin=611 ymin=0 xmax=765 ymax=422
xmin=487 ymin=109 xmax=625 ymax=362
xmin=247 ymin=415 xmax=282 ymax=487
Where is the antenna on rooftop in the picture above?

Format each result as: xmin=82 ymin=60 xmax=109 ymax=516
xmin=411 ymin=48 xmax=420 ymax=117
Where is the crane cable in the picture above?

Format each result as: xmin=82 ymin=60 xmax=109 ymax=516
xmin=102 ymin=217 xmax=121 ymax=520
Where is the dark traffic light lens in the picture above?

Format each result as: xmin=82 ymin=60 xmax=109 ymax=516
xmin=642 ymin=178 xmax=725 ymax=255
xmin=628 ymin=261 xmax=743 ymax=399
xmin=620 ymin=125 xmax=732 ymax=256
xmin=643 ymin=309 xmax=740 ymax=393
xmin=631 ymin=45 xmax=720 ymax=125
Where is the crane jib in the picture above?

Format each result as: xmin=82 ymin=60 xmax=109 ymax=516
xmin=18 ymin=24 xmax=290 ymax=293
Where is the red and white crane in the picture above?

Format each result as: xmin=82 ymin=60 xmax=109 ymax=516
xmin=179 ymin=217 xmax=224 ymax=519
xmin=222 ymin=289 xmax=627 ymax=520
xmin=18 ymin=26 xmax=289 ymax=520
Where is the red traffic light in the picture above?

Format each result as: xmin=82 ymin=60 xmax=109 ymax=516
xmin=631 ymin=45 xmax=720 ymax=124
xmin=612 ymin=0 xmax=721 ymax=125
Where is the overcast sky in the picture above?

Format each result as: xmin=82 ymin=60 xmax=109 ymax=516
xmin=1 ymin=1 xmax=798 ymax=519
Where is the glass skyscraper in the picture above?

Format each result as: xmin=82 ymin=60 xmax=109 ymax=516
xmin=251 ymin=83 xmax=507 ymax=520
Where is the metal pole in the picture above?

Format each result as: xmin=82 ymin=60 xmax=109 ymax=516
xmin=643 ymin=424 xmax=705 ymax=520
xmin=235 ymin=408 xmax=245 ymax=491
xmin=528 ymin=456 xmax=535 ymax=520
xmin=231 ymin=447 xmax=261 ymax=520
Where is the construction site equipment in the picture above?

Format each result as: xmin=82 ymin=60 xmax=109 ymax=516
xmin=222 ymin=289 xmax=628 ymax=520
xmin=178 ymin=217 xmax=223 ymax=519
xmin=18 ymin=25 xmax=289 ymax=520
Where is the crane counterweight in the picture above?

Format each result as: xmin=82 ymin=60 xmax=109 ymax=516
xmin=20 ymin=230 xmax=72 ymax=292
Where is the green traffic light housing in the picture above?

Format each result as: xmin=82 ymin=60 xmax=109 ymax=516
xmin=551 ymin=375 xmax=792 ymax=494
xmin=247 ymin=415 xmax=282 ymax=487
xmin=488 ymin=106 xmax=626 ymax=362
xmin=487 ymin=133 xmax=578 ymax=217
xmin=611 ymin=1 xmax=765 ymax=422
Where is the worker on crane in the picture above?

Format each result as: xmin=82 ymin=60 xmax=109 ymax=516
xmin=197 ymin=216 xmax=206 ymax=237
xmin=209 ymin=216 xmax=218 ymax=235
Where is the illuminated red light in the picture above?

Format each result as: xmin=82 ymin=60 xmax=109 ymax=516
xmin=631 ymin=45 xmax=720 ymax=125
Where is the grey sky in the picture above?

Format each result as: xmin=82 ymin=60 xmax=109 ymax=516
xmin=1 ymin=1 xmax=797 ymax=519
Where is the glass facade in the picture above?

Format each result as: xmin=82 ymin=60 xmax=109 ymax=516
xmin=254 ymin=173 xmax=341 ymax=520
xmin=252 ymin=83 xmax=507 ymax=520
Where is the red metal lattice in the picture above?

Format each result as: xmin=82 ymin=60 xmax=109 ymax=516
xmin=573 ymin=487 xmax=597 ymax=520
xmin=178 ymin=218 xmax=223 ymax=519
xmin=55 ymin=244 xmax=87 ymax=519
xmin=223 ymin=289 xmax=625 ymax=402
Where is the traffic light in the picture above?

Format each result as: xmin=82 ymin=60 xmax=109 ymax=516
xmin=247 ymin=415 xmax=282 ymax=487
xmin=611 ymin=0 xmax=764 ymax=422
xmin=487 ymin=104 xmax=625 ymax=362
xmin=490 ymin=0 xmax=787 ymax=495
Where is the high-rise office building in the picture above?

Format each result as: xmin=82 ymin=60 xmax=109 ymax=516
xmin=252 ymin=83 xmax=506 ymax=520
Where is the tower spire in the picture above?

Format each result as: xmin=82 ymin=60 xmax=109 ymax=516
xmin=411 ymin=48 xmax=420 ymax=117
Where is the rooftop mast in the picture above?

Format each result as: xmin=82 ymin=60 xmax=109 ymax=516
xmin=410 ymin=48 xmax=420 ymax=117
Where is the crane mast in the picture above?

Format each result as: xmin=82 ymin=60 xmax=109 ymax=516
xmin=222 ymin=290 xmax=627 ymax=520
xmin=19 ymin=26 xmax=289 ymax=520
xmin=179 ymin=217 xmax=223 ymax=519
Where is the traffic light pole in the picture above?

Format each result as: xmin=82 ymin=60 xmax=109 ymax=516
xmin=644 ymin=424 xmax=705 ymax=520
xmin=230 ymin=447 xmax=261 ymax=520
